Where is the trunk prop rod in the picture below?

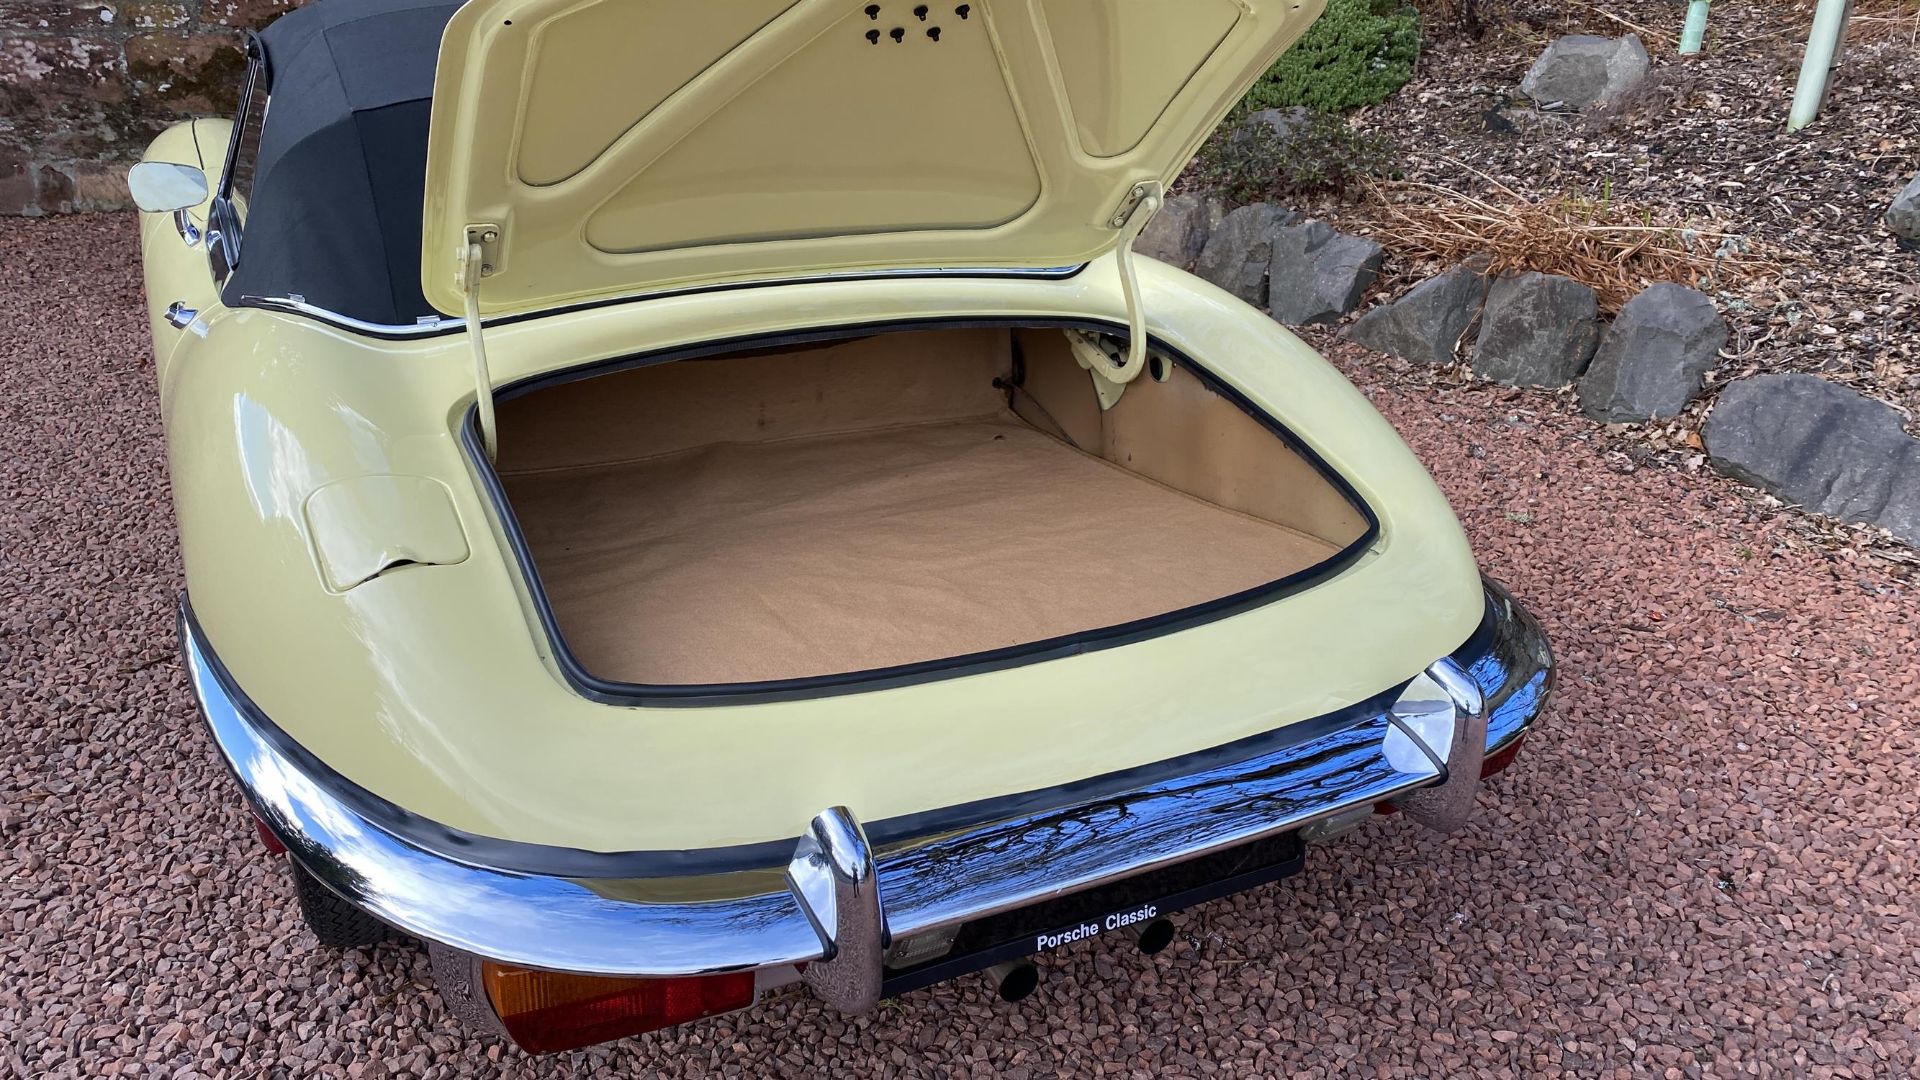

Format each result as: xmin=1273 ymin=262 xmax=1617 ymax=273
xmin=459 ymin=228 xmax=501 ymax=461
xmin=1070 ymin=182 xmax=1164 ymax=411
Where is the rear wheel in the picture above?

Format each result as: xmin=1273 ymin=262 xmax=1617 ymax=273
xmin=289 ymin=860 xmax=395 ymax=948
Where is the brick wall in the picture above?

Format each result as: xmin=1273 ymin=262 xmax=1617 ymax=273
xmin=1 ymin=0 xmax=304 ymax=215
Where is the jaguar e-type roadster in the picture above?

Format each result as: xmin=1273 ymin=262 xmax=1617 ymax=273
xmin=133 ymin=0 xmax=1553 ymax=1054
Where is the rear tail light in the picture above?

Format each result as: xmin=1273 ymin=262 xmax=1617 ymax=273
xmin=251 ymin=813 xmax=288 ymax=855
xmin=1376 ymin=735 xmax=1528 ymax=815
xmin=1479 ymin=734 xmax=1527 ymax=779
xmin=480 ymin=963 xmax=756 ymax=1053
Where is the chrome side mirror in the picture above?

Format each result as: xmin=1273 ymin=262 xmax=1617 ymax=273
xmin=128 ymin=161 xmax=209 ymax=213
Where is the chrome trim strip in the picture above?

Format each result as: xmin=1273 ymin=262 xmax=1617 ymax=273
xmin=184 ymin=583 xmax=1552 ymax=986
xmin=172 ymin=208 xmax=201 ymax=247
xmin=237 ymin=265 xmax=1088 ymax=338
xmin=240 ymin=295 xmax=463 ymax=335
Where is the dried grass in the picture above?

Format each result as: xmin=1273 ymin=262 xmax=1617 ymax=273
xmin=1564 ymin=1 xmax=1677 ymax=49
xmin=1409 ymin=0 xmax=1506 ymax=40
xmin=1352 ymin=179 xmax=1782 ymax=312
xmin=1850 ymin=0 xmax=1920 ymax=45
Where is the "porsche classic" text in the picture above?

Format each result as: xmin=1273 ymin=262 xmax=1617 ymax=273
xmin=1035 ymin=904 xmax=1161 ymax=953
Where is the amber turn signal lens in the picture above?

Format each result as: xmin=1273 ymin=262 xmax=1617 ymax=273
xmin=481 ymin=964 xmax=756 ymax=1054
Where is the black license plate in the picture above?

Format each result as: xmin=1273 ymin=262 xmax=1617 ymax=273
xmin=881 ymin=830 xmax=1305 ymax=998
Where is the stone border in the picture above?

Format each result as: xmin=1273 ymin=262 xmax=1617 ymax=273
xmin=0 ymin=0 xmax=302 ymax=215
xmin=1139 ymin=197 xmax=1919 ymax=548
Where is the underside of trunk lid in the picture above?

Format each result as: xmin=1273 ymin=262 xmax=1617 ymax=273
xmin=422 ymin=0 xmax=1327 ymax=316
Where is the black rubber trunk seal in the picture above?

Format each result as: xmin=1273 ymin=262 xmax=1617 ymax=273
xmin=463 ymin=315 xmax=1383 ymax=708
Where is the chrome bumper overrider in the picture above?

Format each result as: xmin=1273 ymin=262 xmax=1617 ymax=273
xmin=184 ymin=580 xmax=1551 ymax=1010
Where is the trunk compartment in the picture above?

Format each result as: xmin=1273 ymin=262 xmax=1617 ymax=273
xmin=490 ymin=325 xmax=1372 ymax=690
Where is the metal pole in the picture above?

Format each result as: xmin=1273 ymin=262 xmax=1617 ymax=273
xmin=1788 ymin=0 xmax=1854 ymax=131
xmin=1679 ymin=1 xmax=1711 ymax=55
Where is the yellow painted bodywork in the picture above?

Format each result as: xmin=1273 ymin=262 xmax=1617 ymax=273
xmin=143 ymin=220 xmax=1484 ymax=852
xmin=139 ymin=0 xmax=1484 ymax=854
xmin=421 ymin=0 xmax=1326 ymax=316
xmin=303 ymin=475 xmax=470 ymax=593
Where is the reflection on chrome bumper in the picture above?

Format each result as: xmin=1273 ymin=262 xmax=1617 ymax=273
xmin=184 ymin=579 xmax=1552 ymax=1000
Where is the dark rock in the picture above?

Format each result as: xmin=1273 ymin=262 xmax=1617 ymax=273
xmin=200 ymin=0 xmax=307 ymax=28
xmin=1343 ymin=262 xmax=1490 ymax=366
xmin=1266 ymin=220 xmax=1385 ymax=326
xmin=1578 ymin=283 xmax=1729 ymax=421
xmin=1704 ymin=374 xmax=1920 ymax=545
xmin=1193 ymin=203 xmax=1298 ymax=307
xmin=1471 ymin=272 xmax=1603 ymax=387
xmin=1236 ymin=107 xmax=1311 ymax=146
xmin=0 ymin=0 xmax=307 ymax=218
xmin=124 ymin=32 xmax=247 ymax=113
xmin=56 ymin=161 xmax=131 ymax=212
xmin=1520 ymin=34 xmax=1651 ymax=109
xmin=30 ymin=161 xmax=76 ymax=214
xmin=0 ymin=163 xmax=36 ymax=218
xmin=1134 ymin=193 xmax=1222 ymax=270
xmin=0 ymin=2 xmax=121 ymax=30
xmin=1889 ymin=172 xmax=1920 ymax=241
xmin=120 ymin=3 xmax=195 ymax=30
xmin=0 ymin=160 xmax=116 ymax=216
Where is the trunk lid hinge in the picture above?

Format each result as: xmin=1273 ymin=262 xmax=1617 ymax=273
xmin=1070 ymin=181 xmax=1164 ymax=411
xmin=459 ymin=224 xmax=503 ymax=461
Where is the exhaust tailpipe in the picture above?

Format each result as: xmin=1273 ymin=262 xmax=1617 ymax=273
xmin=985 ymin=960 xmax=1038 ymax=1002
xmin=1133 ymin=917 xmax=1176 ymax=955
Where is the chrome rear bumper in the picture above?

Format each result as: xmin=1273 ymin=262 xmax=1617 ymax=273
xmin=184 ymin=580 xmax=1551 ymax=1008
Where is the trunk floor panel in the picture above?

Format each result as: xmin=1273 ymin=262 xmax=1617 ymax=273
xmin=502 ymin=416 xmax=1339 ymax=685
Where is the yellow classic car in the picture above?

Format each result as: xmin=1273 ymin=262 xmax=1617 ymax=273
xmin=133 ymin=0 xmax=1552 ymax=1055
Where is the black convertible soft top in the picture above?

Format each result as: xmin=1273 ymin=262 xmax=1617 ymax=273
xmin=221 ymin=0 xmax=461 ymax=326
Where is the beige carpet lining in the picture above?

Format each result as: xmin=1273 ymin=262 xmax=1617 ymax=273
xmin=503 ymin=416 xmax=1341 ymax=685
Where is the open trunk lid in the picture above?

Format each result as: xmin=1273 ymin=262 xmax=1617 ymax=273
xmin=420 ymin=0 xmax=1326 ymax=318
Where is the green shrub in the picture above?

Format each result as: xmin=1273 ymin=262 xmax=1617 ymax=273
xmin=1187 ymin=111 xmax=1399 ymax=204
xmin=1245 ymin=0 xmax=1422 ymax=112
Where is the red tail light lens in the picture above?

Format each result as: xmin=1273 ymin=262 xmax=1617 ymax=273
xmin=251 ymin=813 xmax=288 ymax=855
xmin=1376 ymin=735 xmax=1529 ymax=815
xmin=481 ymin=964 xmax=756 ymax=1053
xmin=1480 ymin=734 xmax=1528 ymax=779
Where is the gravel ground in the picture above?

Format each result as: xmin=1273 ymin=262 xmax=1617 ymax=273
xmin=4 ymin=213 xmax=1918 ymax=1077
